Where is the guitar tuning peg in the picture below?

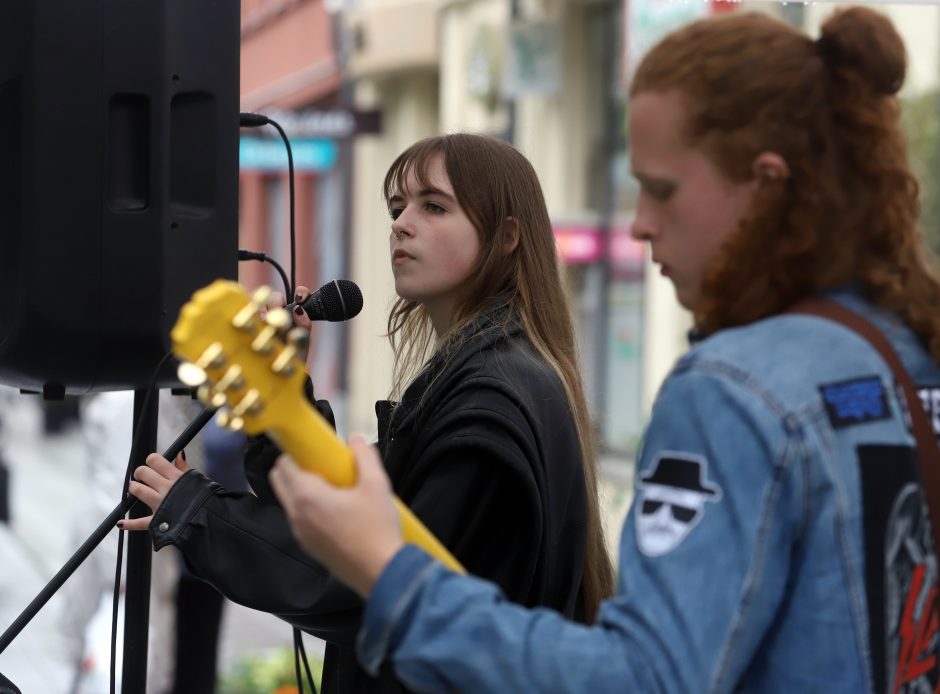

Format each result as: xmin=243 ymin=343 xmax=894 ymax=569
xmin=196 ymin=342 xmax=226 ymax=371
xmin=271 ymin=345 xmax=298 ymax=377
xmin=251 ymin=286 xmax=273 ymax=305
xmin=232 ymin=302 xmax=260 ymax=332
xmin=251 ymin=326 xmax=278 ymax=355
xmin=265 ymin=307 xmax=292 ymax=331
xmin=231 ymin=388 xmax=263 ymax=418
xmin=177 ymin=362 xmax=207 ymax=387
xmin=216 ymin=409 xmax=243 ymax=432
xmin=287 ymin=327 xmax=309 ymax=352
xmin=234 ymin=286 xmax=278 ymax=332
xmin=215 ymin=365 xmax=244 ymax=393
xmin=196 ymin=384 xmax=214 ymax=406
xmin=196 ymin=383 xmax=227 ymax=408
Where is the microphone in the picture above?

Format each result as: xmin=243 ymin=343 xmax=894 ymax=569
xmin=287 ymin=279 xmax=363 ymax=322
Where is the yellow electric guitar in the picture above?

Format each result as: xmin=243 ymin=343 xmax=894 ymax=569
xmin=171 ymin=279 xmax=465 ymax=573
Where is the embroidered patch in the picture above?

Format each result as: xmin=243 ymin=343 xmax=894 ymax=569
xmin=819 ymin=376 xmax=890 ymax=429
xmin=634 ymin=452 xmax=722 ymax=557
xmin=917 ymin=386 xmax=940 ymax=441
xmin=856 ymin=444 xmax=939 ymax=692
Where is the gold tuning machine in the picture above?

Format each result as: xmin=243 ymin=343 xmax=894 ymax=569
xmin=287 ymin=327 xmax=309 ymax=353
xmin=251 ymin=326 xmax=278 ymax=355
xmin=251 ymin=286 xmax=273 ymax=305
xmin=216 ymin=410 xmax=245 ymax=432
xmin=215 ymin=365 xmax=245 ymax=393
xmin=177 ymin=362 xmax=208 ymax=387
xmin=231 ymin=388 xmax=263 ymax=418
xmin=196 ymin=342 xmax=225 ymax=371
xmin=232 ymin=286 xmax=273 ymax=333
xmin=265 ymin=307 xmax=292 ymax=331
xmin=196 ymin=384 xmax=228 ymax=409
xmin=232 ymin=303 xmax=260 ymax=332
xmin=271 ymin=345 xmax=298 ymax=376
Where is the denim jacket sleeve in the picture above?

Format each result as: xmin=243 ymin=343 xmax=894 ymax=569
xmin=357 ymin=362 xmax=807 ymax=693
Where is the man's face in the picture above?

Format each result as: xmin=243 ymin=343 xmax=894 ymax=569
xmin=629 ymin=90 xmax=758 ymax=311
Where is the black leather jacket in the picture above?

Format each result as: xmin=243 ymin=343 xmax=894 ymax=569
xmin=149 ymin=310 xmax=589 ymax=692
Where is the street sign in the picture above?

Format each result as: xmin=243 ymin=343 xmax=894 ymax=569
xmin=259 ymin=108 xmax=382 ymax=139
xmin=239 ymin=137 xmax=338 ymax=172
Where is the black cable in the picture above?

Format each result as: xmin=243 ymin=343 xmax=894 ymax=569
xmin=238 ymin=249 xmax=292 ymax=299
xmin=240 ymin=112 xmax=297 ymax=298
xmin=110 ymin=350 xmax=175 ymax=694
xmin=293 ymin=628 xmax=305 ymax=693
xmin=270 ymin=118 xmax=296 ymax=297
xmin=295 ymin=627 xmax=318 ymax=693
xmin=111 ymin=512 xmax=125 ymax=694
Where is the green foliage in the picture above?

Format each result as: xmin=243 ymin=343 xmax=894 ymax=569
xmin=219 ymin=646 xmax=323 ymax=694
xmin=900 ymin=89 xmax=940 ymax=255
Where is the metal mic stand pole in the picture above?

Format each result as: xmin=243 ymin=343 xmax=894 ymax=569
xmin=0 ymin=404 xmax=215 ymax=659
xmin=120 ymin=388 xmax=158 ymax=692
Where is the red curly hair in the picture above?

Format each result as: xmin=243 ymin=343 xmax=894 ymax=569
xmin=631 ymin=8 xmax=940 ymax=359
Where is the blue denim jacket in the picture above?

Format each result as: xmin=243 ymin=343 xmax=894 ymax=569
xmin=357 ymin=291 xmax=940 ymax=693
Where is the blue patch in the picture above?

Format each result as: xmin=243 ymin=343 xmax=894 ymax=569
xmin=917 ymin=386 xmax=940 ymax=441
xmin=819 ymin=376 xmax=891 ymax=429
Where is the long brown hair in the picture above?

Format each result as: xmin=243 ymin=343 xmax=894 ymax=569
xmin=383 ymin=134 xmax=614 ymax=620
xmin=631 ymin=8 xmax=940 ymax=358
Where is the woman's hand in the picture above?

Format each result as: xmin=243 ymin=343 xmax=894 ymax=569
xmin=269 ymin=436 xmax=404 ymax=597
xmin=265 ymin=285 xmax=314 ymax=362
xmin=120 ymin=453 xmax=190 ymax=531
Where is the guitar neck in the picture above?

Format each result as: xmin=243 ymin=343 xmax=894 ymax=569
xmin=266 ymin=398 xmax=466 ymax=574
xmin=267 ymin=399 xmax=356 ymax=486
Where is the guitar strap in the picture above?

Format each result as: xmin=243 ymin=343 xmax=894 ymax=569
xmin=788 ymin=298 xmax=940 ymax=555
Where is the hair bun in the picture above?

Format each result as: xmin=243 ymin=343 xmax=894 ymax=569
xmin=818 ymin=7 xmax=906 ymax=95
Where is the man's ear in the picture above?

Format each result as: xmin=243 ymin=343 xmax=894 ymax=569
xmin=504 ymin=217 xmax=520 ymax=254
xmin=752 ymin=152 xmax=790 ymax=184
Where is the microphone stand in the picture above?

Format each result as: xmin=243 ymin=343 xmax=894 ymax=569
xmin=0 ymin=401 xmax=216 ymax=672
xmin=121 ymin=389 xmax=156 ymax=692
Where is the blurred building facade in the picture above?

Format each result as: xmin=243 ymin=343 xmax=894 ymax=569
xmin=237 ymin=0 xmax=353 ymax=411
xmin=238 ymin=0 xmax=940 ymax=454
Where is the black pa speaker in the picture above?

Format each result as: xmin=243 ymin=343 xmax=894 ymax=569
xmin=0 ymin=0 xmax=240 ymax=396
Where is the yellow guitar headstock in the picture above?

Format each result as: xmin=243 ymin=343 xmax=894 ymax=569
xmin=171 ymin=280 xmax=309 ymax=434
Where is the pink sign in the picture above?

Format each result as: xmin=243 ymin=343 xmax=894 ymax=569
xmin=553 ymin=222 xmax=646 ymax=268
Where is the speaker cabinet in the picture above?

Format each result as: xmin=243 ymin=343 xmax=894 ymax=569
xmin=0 ymin=0 xmax=240 ymax=395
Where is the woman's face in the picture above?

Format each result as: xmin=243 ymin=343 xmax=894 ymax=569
xmin=387 ymin=152 xmax=481 ymax=334
xmin=629 ymin=90 xmax=758 ymax=311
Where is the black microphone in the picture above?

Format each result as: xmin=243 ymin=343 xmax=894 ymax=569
xmin=287 ymin=279 xmax=363 ymax=322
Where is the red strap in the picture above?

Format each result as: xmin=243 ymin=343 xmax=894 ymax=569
xmin=788 ymin=298 xmax=940 ymax=549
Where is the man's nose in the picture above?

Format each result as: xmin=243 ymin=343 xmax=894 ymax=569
xmin=630 ymin=200 xmax=657 ymax=241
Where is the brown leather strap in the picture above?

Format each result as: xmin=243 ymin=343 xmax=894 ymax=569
xmin=789 ymin=298 xmax=940 ymax=548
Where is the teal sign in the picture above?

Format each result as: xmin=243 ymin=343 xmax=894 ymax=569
xmin=239 ymin=136 xmax=338 ymax=172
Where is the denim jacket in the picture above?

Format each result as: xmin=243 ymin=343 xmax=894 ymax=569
xmin=355 ymin=290 xmax=940 ymax=693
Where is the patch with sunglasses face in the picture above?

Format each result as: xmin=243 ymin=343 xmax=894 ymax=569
xmin=635 ymin=451 xmax=722 ymax=557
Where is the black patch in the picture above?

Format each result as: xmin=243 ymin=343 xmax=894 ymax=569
xmin=916 ymin=386 xmax=940 ymax=442
xmin=859 ymin=444 xmax=939 ymax=693
xmin=819 ymin=376 xmax=890 ymax=429
xmin=638 ymin=453 xmax=720 ymax=497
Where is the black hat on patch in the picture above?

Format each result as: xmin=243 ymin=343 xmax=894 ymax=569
xmin=639 ymin=455 xmax=719 ymax=497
